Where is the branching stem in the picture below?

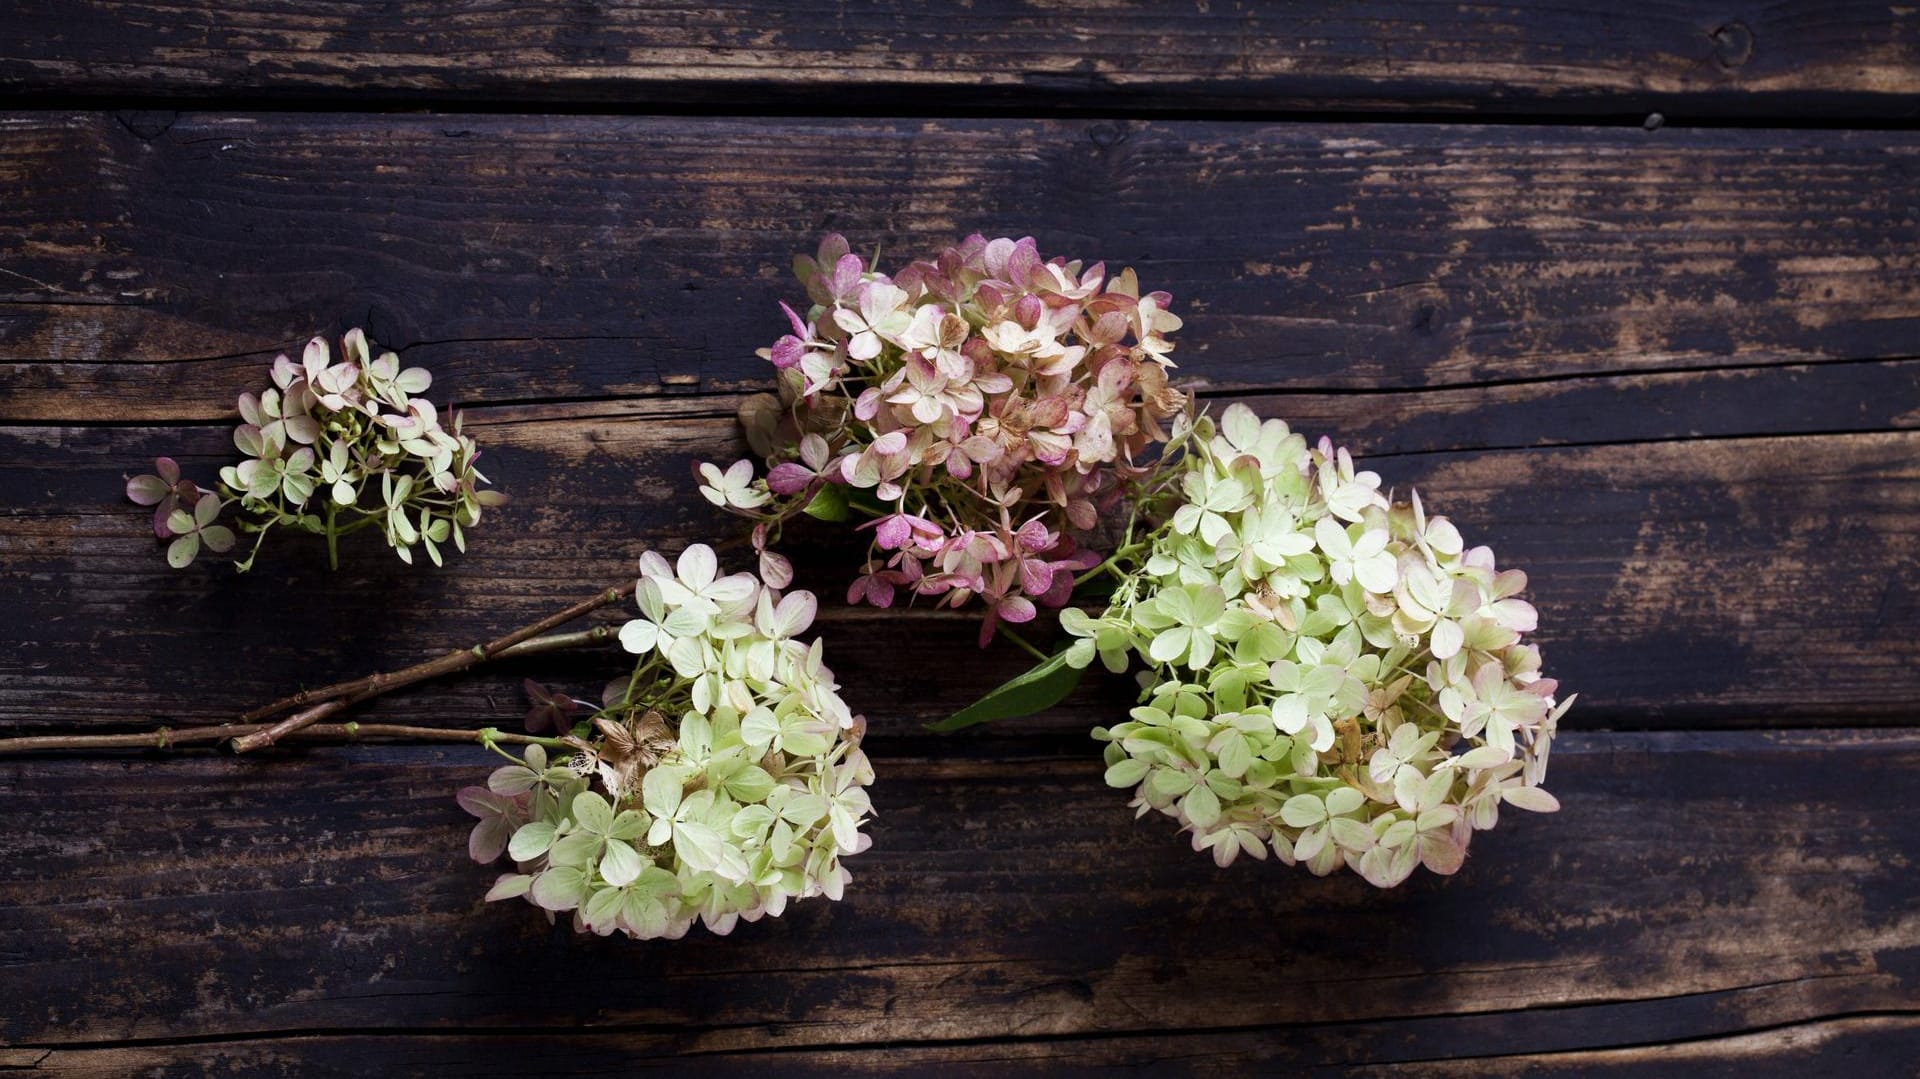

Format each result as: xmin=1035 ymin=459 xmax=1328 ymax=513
xmin=0 ymin=722 xmax=571 ymax=755
xmin=228 ymin=587 xmax=633 ymax=752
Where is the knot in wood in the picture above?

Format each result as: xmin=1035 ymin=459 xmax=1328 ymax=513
xmin=1710 ymin=21 xmax=1753 ymax=70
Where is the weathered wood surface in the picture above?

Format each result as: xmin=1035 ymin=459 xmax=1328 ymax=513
xmin=1 ymin=732 xmax=1917 ymax=1065
xmin=2 ymin=18 xmax=1918 ymax=1072
xmin=1 ymin=1 xmax=1917 ymax=119
xmin=4 ymin=405 xmax=1919 ymax=735
xmin=14 ymin=1017 xmax=1920 ymax=1076
xmin=4 ymin=115 xmax=1920 ymax=423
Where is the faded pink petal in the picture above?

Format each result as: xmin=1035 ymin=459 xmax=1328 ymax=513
xmin=779 ymin=300 xmax=810 ymax=338
xmin=996 ymin=595 xmax=1037 ymax=624
xmin=847 ymin=573 xmax=895 ymax=608
xmin=767 ymin=462 xmax=815 ymax=495
xmin=874 ymin=514 xmax=911 ymax=550
xmin=830 ymin=253 xmax=864 ymax=300
xmin=759 ymin=549 xmax=794 ymax=589
xmin=769 ymin=335 xmax=805 ymax=369
xmin=126 ymin=474 xmax=170 ymax=505
xmin=1018 ymin=558 xmax=1054 ymax=597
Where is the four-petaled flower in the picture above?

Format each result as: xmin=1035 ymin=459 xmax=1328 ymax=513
xmin=697 ymin=459 xmax=770 ymax=509
xmin=161 ymin=495 xmax=236 ymax=568
xmin=1138 ymin=584 xmax=1231 ymax=669
xmin=125 ymin=457 xmax=201 ymax=539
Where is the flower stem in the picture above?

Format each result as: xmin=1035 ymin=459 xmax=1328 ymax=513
xmin=229 ymin=586 xmax=634 ymax=752
xmin=325 ymin=503 xmax=339 ymax=571
xmin=1073 ymin=542 xmax=1146 ymax=589
xmin=1000 ymin=626 xmax=1050 ymax=662
xmin=0 ymin=722 xmax=570 ymax=756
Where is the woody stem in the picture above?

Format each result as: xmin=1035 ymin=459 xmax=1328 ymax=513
xmin=0 ymin=723 xmax=572 ymax=755
xmin=228 ymin=585 xmax=634 ymax=752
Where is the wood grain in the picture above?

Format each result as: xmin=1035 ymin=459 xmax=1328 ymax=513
xmin=17 ymin=1017 xmax=1920 ymax=1077
xmin=2 ymin=397 xmax=1917 ymax=736
xmin=1 ymin=1 xmax=1916 ymax=119
xmin=0 ymin=731 xmax=1915 ymax=1064
xmin=3 ymin=113 xmax=1918 ymax=422
xmin=1 ymin=12 xmax=1915 ymax=1069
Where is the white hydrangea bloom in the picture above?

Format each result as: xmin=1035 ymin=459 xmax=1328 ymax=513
xmin=474 ymin=544 xmax=873 ymax=939
xmin=1072 ymin=406 xmax=1572 ymax=886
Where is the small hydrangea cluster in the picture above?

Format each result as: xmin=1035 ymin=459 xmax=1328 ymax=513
xmin=1067 ymin=406 xmax=1571 ymax=886
xmin=460 ymin=545 xmax=874 ymax=940
xmin=126 ymin=329 xmax=504 ymax=570
xmin=696 ymin=233 xmax=1187 ymax=643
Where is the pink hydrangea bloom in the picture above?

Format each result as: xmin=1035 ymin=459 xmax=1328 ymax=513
xmin=700 ymin=234 xmax=1188 ymax=642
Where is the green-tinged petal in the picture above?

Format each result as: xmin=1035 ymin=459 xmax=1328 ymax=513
xmin=165 ymin=533 xmax=201 ymax=569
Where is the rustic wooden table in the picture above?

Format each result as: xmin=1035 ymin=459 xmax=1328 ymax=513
xmin=2 ymin=4 xmax=1918 ymax=1074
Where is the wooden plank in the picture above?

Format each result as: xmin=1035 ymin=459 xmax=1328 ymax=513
xmin=427 ymin=356 xmax=1920 ymax=456
xmin=2 ymin=394 xmax=1916 ymax=733
xmin=1 ymin=2 xmax=1916 ymax=118
xmin=4 ymin=114 xmax=1918 ymax=421
xmin=1345 ymin=1017 xmax=1920 ymax=1077
xmin=1 ymin=731 xmax=1916 ymax=1058
xmin=18 ymin=1016 xmax=1920 ymax=1076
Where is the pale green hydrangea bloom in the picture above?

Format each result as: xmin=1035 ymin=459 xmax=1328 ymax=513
xmin=1069 ymin=406 xmax=1571 ymax=886
xmin=468 ymin=544 xmax=874 ymax=939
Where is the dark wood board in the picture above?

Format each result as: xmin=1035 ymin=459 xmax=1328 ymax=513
xmin=2 ymin=9 xmax=1918 ymax=1071
xmin=3 ymin=406 xmax=1919 ymax=734
xmin=3 ymin=114 xmax=1919 ymax=423
xmin=1 ymin=731 xmax=1917 ymax=1070
xmin=1 ymin=1 xmax=1917 ymax=120
xmin=16 ymin=1017 xmax=1920 ymax=1077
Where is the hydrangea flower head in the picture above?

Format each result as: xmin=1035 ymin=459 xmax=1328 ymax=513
xmin=1070 ymin=406 xmax=1572 ymax=886
xmin=127 ymin=328 xmax=504 ymax=570
xmin=697 ymin=234 xmax=1188 ymax=642
xmin=464 ymin=544 xmax=875 ymax=940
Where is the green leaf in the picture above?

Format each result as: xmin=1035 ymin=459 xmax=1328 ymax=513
xmin=802 ymin=483 xmax=850 ymax=522
xmin=927 ymin=648 xmax=1085 ymax=732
